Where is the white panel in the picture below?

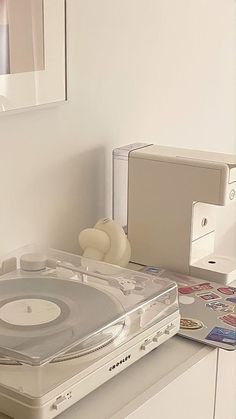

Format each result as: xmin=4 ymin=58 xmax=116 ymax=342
xmin=215 ymin=349 xmax=236 ymax=419
xmin=191 ymin=203 xmax=217 ymax=241
xmin=126 ymin=350 xmax=217 ymax=419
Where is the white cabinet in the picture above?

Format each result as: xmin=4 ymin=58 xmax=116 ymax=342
xmin=126 ymin=350 xmax=217 ymax=419
xmin=215 ymin=349 xmax=236 ymax=419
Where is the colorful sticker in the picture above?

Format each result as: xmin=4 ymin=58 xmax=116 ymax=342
xmin=218 ymin=287 xmax=236 ymax=296
xmin=197 ymin=292 xmax=220 ymax=301
xmin=178 ymin=283 xmax=213 ymax=295
xmin=180 ymin=317 xmax=204 ymax=330
xmin=206 ymin=327 xmax=236 ymax=346
xmin=226 ymin=297 xmax=236 ymax=305
xmin=220 ymin=314 xmax=236 ymax=328
xmin=179 ymin=295 xmax=195 ymax=305
xmin=206 ymin=301 xmax=234 ymax=313
xmin=170 ymin=273 xmax=195 ymax=283
xmin=142 ymin=266 xmax=163 ymax=276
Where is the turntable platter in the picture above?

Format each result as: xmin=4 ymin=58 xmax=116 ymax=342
xmin=52 ymin=322 xmax=125 ymax=362
xmin=0 ymin=276 xmax=125 ymax=365
xmin=0 ymin=322 xmax=125 ymax=365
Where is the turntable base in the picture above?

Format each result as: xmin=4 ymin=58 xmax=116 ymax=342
xmin=0 ymin=314 xmax=180 ymax=419
xmin=0 ymin=245 xmax=180 ymax=419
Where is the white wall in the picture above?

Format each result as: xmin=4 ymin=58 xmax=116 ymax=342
xmin=0 ymin=0 xmax=235 ymax=256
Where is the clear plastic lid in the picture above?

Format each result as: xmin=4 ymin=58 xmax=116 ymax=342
xmin=0 ymin=245 xmax=178 ymax=366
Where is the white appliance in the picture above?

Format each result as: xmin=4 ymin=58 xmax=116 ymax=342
xmin=0 ymin=245 xmax=180 ymax=419
xmin=113 ymin=144 xmax=236 ymax=285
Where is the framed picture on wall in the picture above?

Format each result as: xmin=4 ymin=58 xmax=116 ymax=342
xmin=0 ymin=0 xmax=66 ymax=113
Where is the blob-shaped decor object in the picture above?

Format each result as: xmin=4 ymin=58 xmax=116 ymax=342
xmin=78 ymin=218 xmax=131 ymax=267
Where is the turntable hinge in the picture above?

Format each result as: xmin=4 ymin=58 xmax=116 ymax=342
xmin=0 ymin=257 xmax=17 ymax=275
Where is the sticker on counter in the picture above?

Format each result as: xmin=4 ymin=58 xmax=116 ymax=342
xmin=220 ymin=314 xmax=236 ymax=328
xmin=178 ymin=283 xmax=213 ymax=295
xmin=206 ymin=327 xmax=236 ymax=346
xmin=170 ymin=273 xmax=196 ymax=285
xmin=206 ymin=301 xmax=234 ymax=313
xmin=197 ymin=292 xmax=221 ymax=301
xmin=142 ymin=266 xmax=164 ymax=276
xmin=179 ymin=295 xmax=195 ymax=305
xmin=217 ymin=287 xmax=236 ymax=296
xmin=180 ymin=317 xmax=204 ymax=330
xmin=226 ymin=297 xmax=236 ymax=305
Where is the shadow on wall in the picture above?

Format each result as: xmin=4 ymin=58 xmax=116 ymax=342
xmin=49 ymin=146 xmax=107 ymax=253
xmin=0 ymin=147 xmax=107 ymax=256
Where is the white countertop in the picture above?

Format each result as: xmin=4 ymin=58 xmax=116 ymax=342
xmin=0 ymin=336 xmax=213 ymax=419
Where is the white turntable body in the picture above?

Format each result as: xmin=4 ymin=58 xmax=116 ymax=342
xmin=0 ymin=245 xmax=180 ymax=419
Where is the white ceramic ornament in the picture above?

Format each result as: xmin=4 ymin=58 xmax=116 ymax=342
xmin=78 ymin=218 xmax=131 ymax=267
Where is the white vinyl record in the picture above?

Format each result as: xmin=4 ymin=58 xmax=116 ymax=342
xmin=0 ymin=299 xmax=61 ymax=326
xmin=0 ymin=276 xmax=125 ymax=365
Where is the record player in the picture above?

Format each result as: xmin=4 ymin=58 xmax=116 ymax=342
xmin=0 ymin=245 xmax=180 ymax=419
